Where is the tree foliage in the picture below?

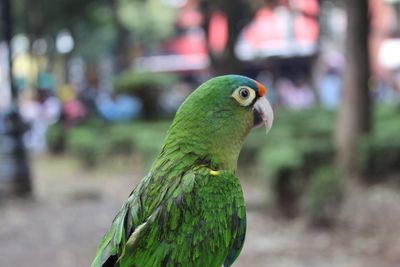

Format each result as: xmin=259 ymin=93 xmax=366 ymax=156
xmin=11 ymin=0 xmax=177 ymax=63
xmin=117 ymin=0 xmax=176 ymax=50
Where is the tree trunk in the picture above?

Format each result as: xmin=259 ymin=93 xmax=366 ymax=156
xmin=200 ymin=1 xmax=222 ymax=74
xmin=110 ymin=0 xmax=131 ymax=74
xmin=1 ymin=0 xmax=32 ymax=196
xmin=335 ymin=0 xmax=371 ymax=177
xmin=219 ymin=0 xmax=243 ymax=74
xmin=200 ymin=0 xmax=253 ymax=75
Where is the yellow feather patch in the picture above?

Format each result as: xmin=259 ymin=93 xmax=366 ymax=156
xmin=209 ymin=170 xmax=220 ymax=176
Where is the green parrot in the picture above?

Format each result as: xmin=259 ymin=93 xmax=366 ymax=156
xmin=91 ymin=75 xmax=274 ymax=267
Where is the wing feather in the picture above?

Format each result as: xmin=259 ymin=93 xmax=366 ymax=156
xmin=92 ymin=167 xmax=246 ymax=267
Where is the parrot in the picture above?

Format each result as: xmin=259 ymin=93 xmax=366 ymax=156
xmin=91 ymin=75 xmax=274 ymax=267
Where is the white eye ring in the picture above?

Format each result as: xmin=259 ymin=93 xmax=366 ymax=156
xmin=231 ymin=86 xmax=256 ymax=106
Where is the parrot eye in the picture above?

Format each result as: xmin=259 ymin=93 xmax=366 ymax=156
xmin=239 ymin=87 xmax=249 ymax=99
xmin=231 ymin=86 xmax=256 ymax=106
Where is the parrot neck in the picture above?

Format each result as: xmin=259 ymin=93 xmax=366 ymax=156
xmin=152 ymin=140 xmax=241 ymax=174
xmin=152 ymin=121 xmax=250 ymax=173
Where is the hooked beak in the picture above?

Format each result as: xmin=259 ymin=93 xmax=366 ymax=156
xmin=253 ymin=96 xmax=274 ymax=134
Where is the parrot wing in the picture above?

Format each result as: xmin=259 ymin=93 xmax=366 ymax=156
xmin=90 ymin=196 xmax=140 ymax=267
xmin=91 ymin=173 xmax=157 ymax=267
xmin=92 ymin=167 xmax=245 ymax=267
xmin=223 ymin=208 xmax=246 ymax=267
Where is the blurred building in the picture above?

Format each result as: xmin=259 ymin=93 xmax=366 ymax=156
xmin=371 ymin=0 xmax=400 ymax=95
xmin=237 ymin=0 xmax=319 ymax=60
xmin=134 ymin=0 xmax=320 ymax=76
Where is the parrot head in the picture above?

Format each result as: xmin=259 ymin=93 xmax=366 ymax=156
xmin=162 ymin=75 xmax=274 ymax=171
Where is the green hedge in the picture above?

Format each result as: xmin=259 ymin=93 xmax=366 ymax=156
xmin=257 ymin=104 xmax=400 ymax=217
xmin=256 ymin=108 xmax=335 ymax=214
xmin=359 ymin=105 xmax=400 ymax=182
xmin=46 ymin=120 xmax=169 ymax=168
xmin=303 ymin=166 xmax=343 ymax=226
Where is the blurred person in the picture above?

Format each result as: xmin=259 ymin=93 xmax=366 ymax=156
xmin=96 ymin=92 xmax=142 ymax=122
xmin=318 ymin=68 xmax=341 ymax=109
xmin=79 ymin=66 xmax=100 ymax=117
xmin=276 ymin=77 xmax=294 ymax=107
xmin=160 ymin=81 xmax=192 ymax=115
xmin=58 ymin=84 xmax=86 ymax=126
xmin=295 ymin=76 xmax=316 ymax=108
xmin=277 ymin=76 xmax=315 ymax=109
xmin=316 ymin=48 xmax=344 ymax=109
xmin=78 ymin=86 xmax=98 ymax=118
xmin=372 ymin=75 xmax=400 ymax=104
xmin=21 ymin=88 xmax=61 ymax=152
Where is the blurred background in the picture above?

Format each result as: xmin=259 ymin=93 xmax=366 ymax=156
xmin=0 ymin=0 xmax=400 ymax=266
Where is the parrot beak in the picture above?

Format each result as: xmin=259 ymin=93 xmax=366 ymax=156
xmin=253 ymin=96 xmax=274 ymax=134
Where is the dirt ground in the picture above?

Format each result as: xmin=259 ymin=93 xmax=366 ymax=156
xmin=1 ymin=155 xmax=400 ymax=267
